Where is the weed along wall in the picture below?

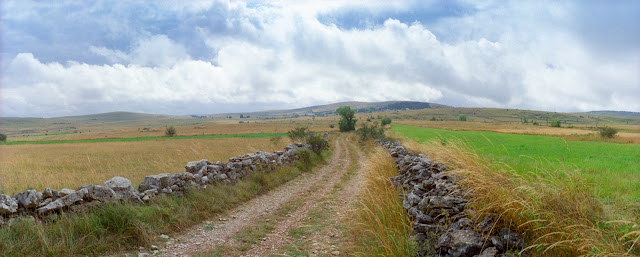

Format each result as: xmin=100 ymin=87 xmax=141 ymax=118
xmin=0 ymin=142 xmax=313 ymax=226
xmin=379 ymin=140 xmax=525 ymax=257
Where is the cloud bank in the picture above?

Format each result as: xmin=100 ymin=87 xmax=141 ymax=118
xmin=1 ymin=0 xmax=639 ymax=117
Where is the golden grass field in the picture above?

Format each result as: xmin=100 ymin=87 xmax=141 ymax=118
xmin=8 ymin=119 xmax=334 ymax=142
xmin=0 ymin=137 xmax=293 ymax=194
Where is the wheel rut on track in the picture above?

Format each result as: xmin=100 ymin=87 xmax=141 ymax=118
xmin=160 ymin=135 xmax=364 ymax=257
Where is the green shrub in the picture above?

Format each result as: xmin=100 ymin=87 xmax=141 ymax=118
xmin=598 ymin=126 xmax=618 ymax=138
xmin=336 ymin=106 xmax=357 ymax=132
xmin=533 ymin=121 xmax=539 ymax=126
xmin=164 ymin=126 xmax=177 ymax=137
xmin=294 ymin=148 xmax=313 ymax=171
xmin=329 ymin=124 xmax=335 ymax=128
xmin=458 ymin=114 xmax=467 ymax=121
xmin=305 ymin=132 xmax=329 ymax=155
xmin=356 ymin=123 xmax=386 ymax=142
xmin=381 ymin=117 xmax=392 ymax=126
xmin=287 ymin=127 xmax=308 ymax=142
xmin=0 ymin=133 xmax=6 ymax=142
xmin=550 ymin=120 xmax=562 ymax=127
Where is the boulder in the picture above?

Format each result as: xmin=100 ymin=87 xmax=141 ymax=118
xmin=437 ymin=229 xmax=483 ymax=257
xmin=104 ymin=176 xmax=142 ymax=203
xmin=138 ymin=173 xmax=171 ymax=192
xmin=13 ymin=189 xmax=43 ymax=209
xmin=0 ymin=194 xmax=18 ymax=215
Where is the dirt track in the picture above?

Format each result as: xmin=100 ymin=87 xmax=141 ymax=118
xmin=160 ymin=134 xmax=365 ymax=256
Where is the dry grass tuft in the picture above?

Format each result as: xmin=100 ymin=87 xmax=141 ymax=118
xmin=402 ymin=139 xmax=639 ymax=256
xmin=349 ymin=147 xmax=416 ymax=256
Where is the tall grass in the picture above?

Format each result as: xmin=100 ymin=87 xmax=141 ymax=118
xmin=350 ymin=148 xmax=416 ymax=256
xmin=0 ymin=137 xmax=292 ymax=194
xmin=402 ymin=139 xmax=640 ymax=256
xmin=0 ymin=150 xmax=328 ymax=256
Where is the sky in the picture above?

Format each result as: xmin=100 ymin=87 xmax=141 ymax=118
xmin=1 ymin=0 xmax=639 ymax=117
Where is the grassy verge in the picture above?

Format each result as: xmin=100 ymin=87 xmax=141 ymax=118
xmin=0 ymin=132 xmax=287 ymax=145
xmin=349 ymin=147 xmax=415 ymax=256
xmin=0 ymin=150 xmax=328 ymax=256
xmin=395 ymin=127 xmax=640 ymax=256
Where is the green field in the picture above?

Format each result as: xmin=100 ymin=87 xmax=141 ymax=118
xmin=392 ymin=124 xmax=640 ymax=205
xmin=0 ymin=132 xmax=287 ymax=145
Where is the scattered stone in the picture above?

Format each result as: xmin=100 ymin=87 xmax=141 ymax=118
xmin=150 ymin=245 xmax=158 ymax=250
xmin=137 ymin=253 xmax=150 ymax=257
xmin=160 ymin=234 xmax=170 ymax=240
xmin=331 ymin=250 xmax=340 ymax=256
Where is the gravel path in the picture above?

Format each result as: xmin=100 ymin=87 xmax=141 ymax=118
xmin=159 ymin=135 xmax=362 ymax=257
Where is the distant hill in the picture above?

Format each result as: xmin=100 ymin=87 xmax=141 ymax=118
xmin=209 ymin=101 xmax=449 ymax=118
xmin=0 ymin=112 xmax=183 ymax=126
xmin=0 ymin=112 xmax=195 ymax=135
xmin=579 ymin=111 xmax=640 ymax=117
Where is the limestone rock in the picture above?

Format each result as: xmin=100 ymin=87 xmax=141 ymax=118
xmin=104 ymin=176 xmax=142 ymax=203
xmin=437 ymin=229 xmax=483 ymax=257
xmin=0 ymin=194 xmax=18 ymax=215
xmin=59 ymin=188 xmax=75 ymax=197
xmin=185 ymin=159 xmax=210 ymax=173
xmin=491 ymin=228 xmax=525 ymax=251
xmin=36 ymin=188 xmax=88 ymax=215
xmin=81 ymin=185 xmax=117 ymax=203
xmin=477 ymin=247 xmax=498 ymax=257
xmin=13 ymin=189 xmax=43 ymax=209
xmin=138 ymin=173 xmax=171 ymax=192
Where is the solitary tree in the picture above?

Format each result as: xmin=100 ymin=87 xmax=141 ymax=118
xmin=165 ymin=126 xmax=177 ymax=137
xmin=336 ymin=106 xmax=357 ymax=132
xmin=0 ymin=133 xmax=6 ymax=142
xmin=458 ymin=114 xmax=467 ymax=121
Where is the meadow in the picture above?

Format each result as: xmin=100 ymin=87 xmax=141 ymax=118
xmin=391 ymin=124 xmax=640 ymax=207
xmin=0 ymin=137 xmax=293 ymax=194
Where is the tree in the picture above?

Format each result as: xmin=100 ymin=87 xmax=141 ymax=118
xmin=550 ymin=120 xmax=561 ymax=127
xmin=458 ymin=114 xmax=467 ymax=121
xmin=336 ymin=106 xmax=357 ymax=132
xmin=0 ymin=133 xmax=6 ymax=142
xmin=165 ymin=126 xmax=177 ymax=137
xmin=381 ymin=117 xmax=392 ymax=126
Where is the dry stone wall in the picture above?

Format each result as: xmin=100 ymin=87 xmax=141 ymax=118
xmin=0 ymin=142 xmax=312 ymax=226
xmin=380 ymin=141 xmax=525 ymax=257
